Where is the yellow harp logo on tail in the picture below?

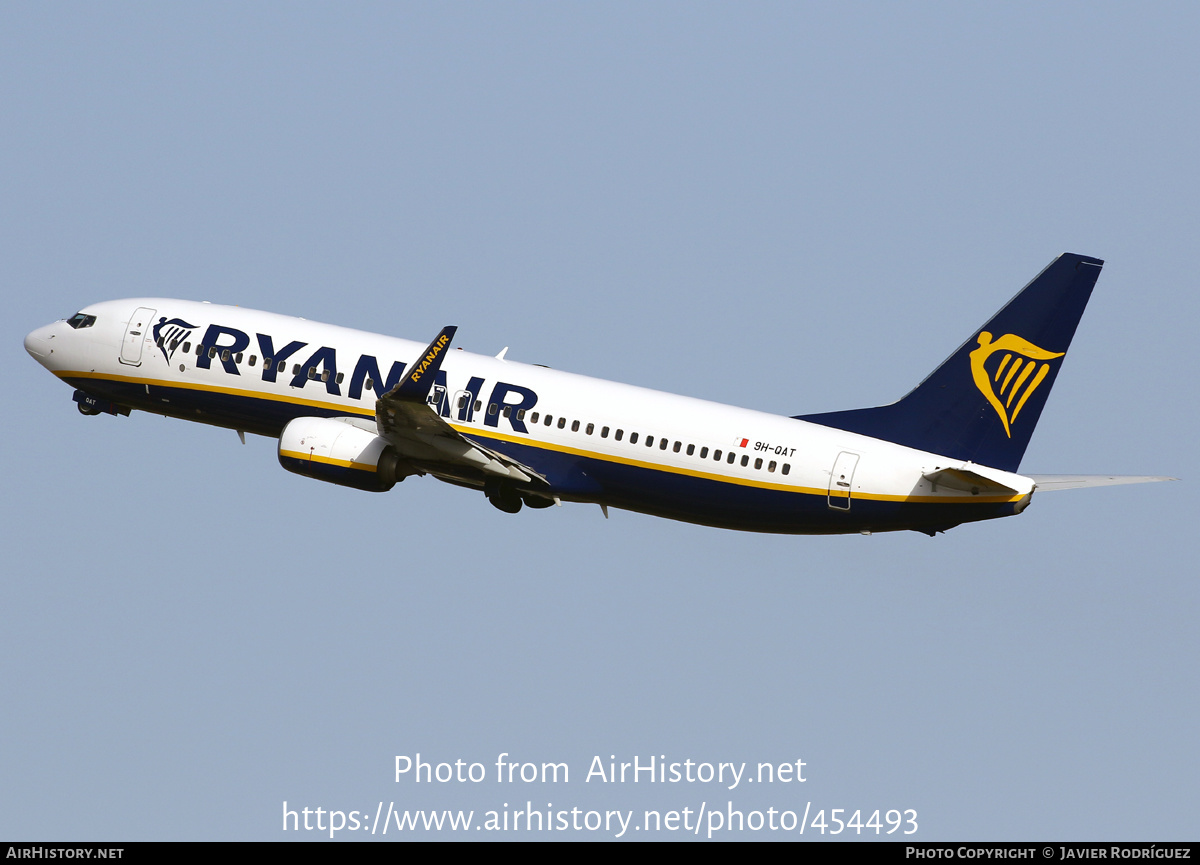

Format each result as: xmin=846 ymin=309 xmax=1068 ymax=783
xmin=969 ymin=332 xmax=1064 ymax=438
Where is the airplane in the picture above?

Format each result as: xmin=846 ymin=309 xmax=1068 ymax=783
xmin=23 ymin=252 xmax=1173 ymax=536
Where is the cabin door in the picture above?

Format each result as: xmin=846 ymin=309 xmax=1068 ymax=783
xmin=827 ymin=451 xmax=860 ymax=510
xmin=119 ymin=306 xmax=157 ymax=366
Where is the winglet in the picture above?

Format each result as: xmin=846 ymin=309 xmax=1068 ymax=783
xmin=383 ymin=326 xmax=457 ymax=402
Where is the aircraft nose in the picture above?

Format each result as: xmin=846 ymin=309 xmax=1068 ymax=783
xmin=24 ymin=324 xmax=56 ymax=361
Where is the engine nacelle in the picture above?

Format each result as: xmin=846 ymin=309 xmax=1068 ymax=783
xmin=278 ymin=416 xmax=408 ymax=492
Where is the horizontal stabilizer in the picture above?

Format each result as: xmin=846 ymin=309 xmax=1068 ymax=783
xmin=1028 ymin=475 xmax=1178 ymax=492
xmin=922 ymin=467 xmax=1020 ymax=496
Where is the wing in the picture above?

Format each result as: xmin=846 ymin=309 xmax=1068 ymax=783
xmin=373 ymin=326 xmax=548 ymax=488
xmin=1026 ymin=475 xmax=1178 ymax=492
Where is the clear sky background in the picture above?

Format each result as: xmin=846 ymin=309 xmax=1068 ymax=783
xmin=2 ymin=2 xmax=1196 ymax=841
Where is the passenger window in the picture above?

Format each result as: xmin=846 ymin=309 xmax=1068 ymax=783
xmin=741 ymin=455 xmax=749 ymax=467
xmin=222 ymin=349 xmax=231 ymax=362
xmin=629 ymin=432 xmax=638 ymax=444
xmin=365 ymin=378 xmax=374 ymax=391
xmin=700 ymin=447 xmax=708 ymax=458
xmin=183 ymin=342 xmax=191 ymax=353
xmin=713 ymin=449 xmax=722 ymax=461
xmin=557 ymin=417 xmax=566 ymax=429
xmin=336 ymin=372 xmax=343 ymax=384
xmin=489 ymin=403 xmax=498 ymax=416
xmin=601 ymin=426 xmax=609 ymax=438
xmin=615 ymin=429 xmax=623 ymax=441
xmin=209 ymin=347 xmax=218 ymax=359
xmin=544 ymin=414 xmax=553 ymax=426
xmin=171 ymin=340 xmax=180 ymax=351
xmin=686 ymin=444 xmax=694 ymax=456
xmin=660 ymin=439 xmax=668 ymax=450
xmin=571 ymin=420 xmax=579 ymax=432
xmin=307 ymin=367 xmax=316 ymax=379
xmin=782 ymin=464 xmax=791 ymax=475
xmin=321 ymin=370 xmax=329 ymax=382
xmin=754 ymin=457 xmax=762 ymax=470
xmin=197 ymin=344 xmax=204 ymax=356
xmin=517 ymin=409 xmax=526 ymax=421
xmin=727 ymin=453 xmax=736 ymax=464
xmin=249 ymin=355 xmax=257 ymax=366
xmin=474 ymin=400 xmax=482 ymax=412
xmin=292 ymin=364 xmax=301 ymax=375
xmin=461 ymin=395 xmax=472 ymax=410
xmin=586 ymin=423 xmax=594 ymax=435
xmin=645 ymin=436 xmax=654 ymax=447
xmin=503 ymin=406 xmax=511 ymax=417
xmin=529 ymin=411 xmax=539 ymax=423
xmin=673 ymin=441 xmax=681 ymax=453
xmin=768 ymin=461 xmax=776 ymax=472
xmin=235 ymin=352 xmax=243 ymax=363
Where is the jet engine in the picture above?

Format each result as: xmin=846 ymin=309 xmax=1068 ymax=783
xmin=278 ymin=416 xmax=413 ymax=492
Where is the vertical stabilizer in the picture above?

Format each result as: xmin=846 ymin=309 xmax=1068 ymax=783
xmin=796 ymin=253 xmax=1104 ymax=472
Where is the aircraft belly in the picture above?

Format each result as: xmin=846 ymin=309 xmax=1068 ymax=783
xmin=62 ymin=373 xmax=1025 ymax=535
xmin=60 ymin=374 xmax=356 ymax=437
xmin=478 ymin=436 xmax=1018 ymax=534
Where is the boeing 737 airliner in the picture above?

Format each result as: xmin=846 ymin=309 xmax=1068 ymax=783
xmin=24 ymin=253 xmax=1171 ymax=535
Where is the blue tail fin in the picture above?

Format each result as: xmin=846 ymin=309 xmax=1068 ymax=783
xmin=796 ymin=253 xmax=1104 ymax=472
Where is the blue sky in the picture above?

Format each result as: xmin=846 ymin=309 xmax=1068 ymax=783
xmin=2 ymin=3 xmax=1196 ymax=840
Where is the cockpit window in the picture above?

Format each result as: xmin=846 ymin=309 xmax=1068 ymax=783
xmin=66 ymin=313 xmax=97 ymax=329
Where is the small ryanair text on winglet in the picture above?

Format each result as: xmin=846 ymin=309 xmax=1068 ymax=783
xmin=280 ymin=752 xmax=918 ymax=838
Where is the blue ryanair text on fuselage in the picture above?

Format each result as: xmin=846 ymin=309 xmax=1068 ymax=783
xmin=188 ymin=322 xmax=540 ymax=433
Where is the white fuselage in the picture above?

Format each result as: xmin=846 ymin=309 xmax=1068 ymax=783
xmin=25 ymin=298 xmax=1035 ymax=534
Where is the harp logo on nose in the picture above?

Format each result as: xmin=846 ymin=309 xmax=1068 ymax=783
xmin=152 ymin=317 xmax=198 ymax=364
xmin=970 ymin=332 xmax=1064 ymax=438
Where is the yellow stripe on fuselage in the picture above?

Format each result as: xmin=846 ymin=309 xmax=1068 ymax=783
xmin=60 ymin=370 xmax=1023 ymax=505
xmin=60 ymin=369 xmax=371 ymax=417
